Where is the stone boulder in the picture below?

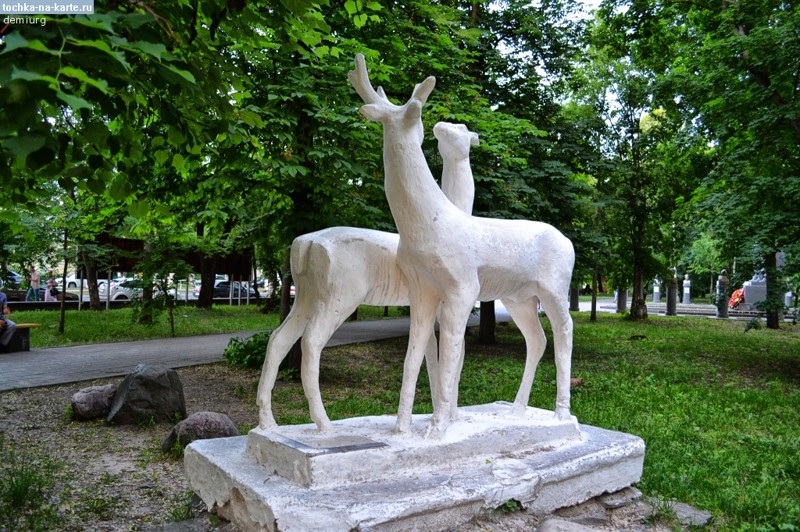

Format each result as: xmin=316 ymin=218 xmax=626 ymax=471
xmin=161 ymin=411 xmax=240 ymax=452
xmin=107 ymin=364 xmax=187 ymax=425
xmin=71 ymin=384 xmax=118 ymax=421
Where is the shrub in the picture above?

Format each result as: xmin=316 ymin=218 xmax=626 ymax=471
xmin=223 ymin=331 xmax=271 ymax=368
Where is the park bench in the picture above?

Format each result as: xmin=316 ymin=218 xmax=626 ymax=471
xmin=1 ymin=323 xmax=40 ymax=353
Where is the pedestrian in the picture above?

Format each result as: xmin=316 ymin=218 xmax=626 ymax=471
xmin=44 ymin=272 xmax=59 ymax=302
xmin=0 ymin=289 xmax=17 ymax=351
xmin=25 ymin=265 xmax=41 ymax=302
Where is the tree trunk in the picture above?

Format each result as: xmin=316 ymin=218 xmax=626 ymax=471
xmin=477 ymin=300 xmax=496 ymax=345
xmin=765 ymin=252 xmax=780 ymax=329
xmin=80 ymin=250 xmax=102 ymax=311
xmin=630 ymin=257 xmax=648 ymax=320
xmin=590 ymin=266 xmax=598 ymax=322
xmin=138 ymin=242 xmax=155 ymax=325
xmin=58 ymin=230 xmax=69 ymax=334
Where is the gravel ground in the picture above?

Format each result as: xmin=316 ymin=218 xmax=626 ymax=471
xmin=1 ymin=362 xmax=680 ymax=531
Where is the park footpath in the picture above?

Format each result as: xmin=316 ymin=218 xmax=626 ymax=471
xmin=0 ymin=316 xmax=481 ymax=393
xmin=1 ymin=299 xmax=731 ymax=393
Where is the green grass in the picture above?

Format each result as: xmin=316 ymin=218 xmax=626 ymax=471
xmin=13 ymin=304 xmax=412 ymax=348
xmin=11 ymin=305 xmax=280 ymax=348
xmin=9 ymin=302 xmax=800 ymax=528
xmin=264 ymin=314 xmax=799 ymax=530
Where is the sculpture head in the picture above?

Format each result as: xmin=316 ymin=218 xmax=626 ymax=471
xmin=348 ymin=53 xmax=436 ymax=145
xmin=434 ymin=122 xmax=479 ymax=161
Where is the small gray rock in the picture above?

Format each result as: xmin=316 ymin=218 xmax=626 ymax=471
xmin=161 ymin=411 xmax=240 ymax=452
xmin=670 ymin=501 xmax=713 ymax=527
xmin=107 ymin=364 xmax=186 ymax=425
xmin=71 ymin=384 xmax=118 ymax=421
xmin=599 ymin=487 xmax=643 ymax=509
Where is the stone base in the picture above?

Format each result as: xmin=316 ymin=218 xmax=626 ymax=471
xmin=184 ymin=403 xmax=645 ymax=532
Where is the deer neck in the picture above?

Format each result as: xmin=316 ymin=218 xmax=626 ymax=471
xmin=440 ymin=152 xmax=474 ymax=215
xmin=382 ymin=136 xmax=453 ymax=235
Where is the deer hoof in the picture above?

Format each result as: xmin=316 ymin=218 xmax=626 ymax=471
xmin=554 ymin=407 xmax=571 ymax=421
xmin=510 ymin=403 xmax=527 ymax=417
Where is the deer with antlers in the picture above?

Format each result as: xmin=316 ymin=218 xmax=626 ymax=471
xmin=348 ymin=53 xmax=575 ymax=437
xmin=255 ymin=122 xmax=482 ymax=433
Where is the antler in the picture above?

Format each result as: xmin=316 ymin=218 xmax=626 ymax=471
xmin=348 ymin=53 xmax=383 ymax=105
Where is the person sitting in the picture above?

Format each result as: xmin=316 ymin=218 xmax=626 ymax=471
xmin=0 ymin=290 xmax=17 ymax=351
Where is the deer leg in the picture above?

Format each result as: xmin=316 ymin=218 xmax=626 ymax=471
xmin=503 ymin=298 xmax=546 ymax=417
xmin=301 ymin=304 xmax=353 ymax=433
xmin=423 ymin=329 xmax=440 ymax=417
xmin=396 ymin=289 xmax=439 ymax=434
xmin=428 ymin=291 xmax=476 ymax=438
xmin=256 ymin=309 xmax=310 ymax=430
xmin=538 ymin=292 xmax=574 ymax=420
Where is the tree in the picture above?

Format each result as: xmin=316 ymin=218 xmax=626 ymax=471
xmin=600 ymin=0 xmax=800 ymax=328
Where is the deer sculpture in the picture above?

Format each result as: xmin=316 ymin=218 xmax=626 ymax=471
xmin=348 ymin=53 xmax=575 ymax=437
xmin=256 ymin=122 xmax=482 ymax=433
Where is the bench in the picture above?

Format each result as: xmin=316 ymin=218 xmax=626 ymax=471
xmin=2 ymin=323 xmax=40 ymax=353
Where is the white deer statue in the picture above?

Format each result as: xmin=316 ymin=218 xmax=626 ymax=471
xmin=256 ymin=122 xmax=481 ymax=433
xmin=348 ymin=53 xmax=576 ymax=437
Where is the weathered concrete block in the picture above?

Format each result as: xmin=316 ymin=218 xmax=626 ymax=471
xmin=184 ymin=403 xmax=645 ymax=532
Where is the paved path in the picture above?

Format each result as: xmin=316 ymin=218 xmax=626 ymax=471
xmin=0 ymin=302 xmax=627 ymax=393
xmin=0 ymin=316 xmax=486 ymax=392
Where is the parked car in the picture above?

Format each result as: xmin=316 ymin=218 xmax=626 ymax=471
xmin=193 ymin=280 xmax=257 ymax=299
xmin=98 ymin=278 xmax=144 ymax=301
xmin=0 ymin=270 xmax=23 ymax=289
xmin=61 ymin=274 xmax=96 ymax=289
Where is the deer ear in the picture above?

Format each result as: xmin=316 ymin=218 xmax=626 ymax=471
xmin=360 ymin=104 xmax=383 ymax=121
xmin=470 ymin=132 xmax=480 ymax=146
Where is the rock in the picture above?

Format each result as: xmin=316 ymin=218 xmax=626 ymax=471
xmin=161 ymin=411 xmax=240 ymax=452
xmin=599 ymin=486 xmax=643 ymax=509
xmin=107 ymin=364 xmax=187 ymax=425
xmin=669 ymin=501 xmax=713 ymax=527
xmin=71 ymin=384 xmax=118 ymax=421
xmin=554 ymin=499 xmax=609 ymax=527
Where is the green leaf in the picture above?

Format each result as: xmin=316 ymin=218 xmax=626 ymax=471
xmin=68 ymin=14 xmax=115 ymax=33
xmin=109 ymin=176 xmax=132 ymax=201
xmin=154 ymin=150 xmax=170 ymax=165
xmin=66 ymin=38 xmax=131 ymax=70
xmin=172 ymin=153 xmax=186 ymax=171
xmin=128 ymin=200 xmax=150 ymax=218
xmin=0 ymin=33 xmax=57 ymax=55
xmin=163 ymin=64 xmax=196 ymax=84
xmin=0 ymin=33 xmax=30 ymax=54
xmin=59 ymin=66 xmax=110 ymax=94
xmin=238 ymin=109 xmax=264 ymax=128
xmin=56 ymin=90 xmax=93 ymax=111
xmin=344 ymin=0 xmax=358 ymax=15
xmin=2 ymin=135 xmax=46 ymax=159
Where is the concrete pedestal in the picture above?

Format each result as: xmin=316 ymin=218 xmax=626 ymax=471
xmin=185 ymin=402 xmax=645 ymax=531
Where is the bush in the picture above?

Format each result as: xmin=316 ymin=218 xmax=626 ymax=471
xmin=223 ymin=331 xmax=271 ymax=368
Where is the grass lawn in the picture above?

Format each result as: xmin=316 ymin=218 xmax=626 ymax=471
xmin=264 ymin=313 xmax=799 ymax=530
xmin=8 ymin=303 xmax=800 ymax=528
xmin=12 ymin=304 xmax=280 ymax=348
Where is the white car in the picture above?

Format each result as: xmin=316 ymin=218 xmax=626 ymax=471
xmin=98 ymin=278 xmax=146 ymax=301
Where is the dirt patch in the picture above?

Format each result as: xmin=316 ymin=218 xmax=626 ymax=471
xmin=1 ymin=359 xmax=676 ymax=531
